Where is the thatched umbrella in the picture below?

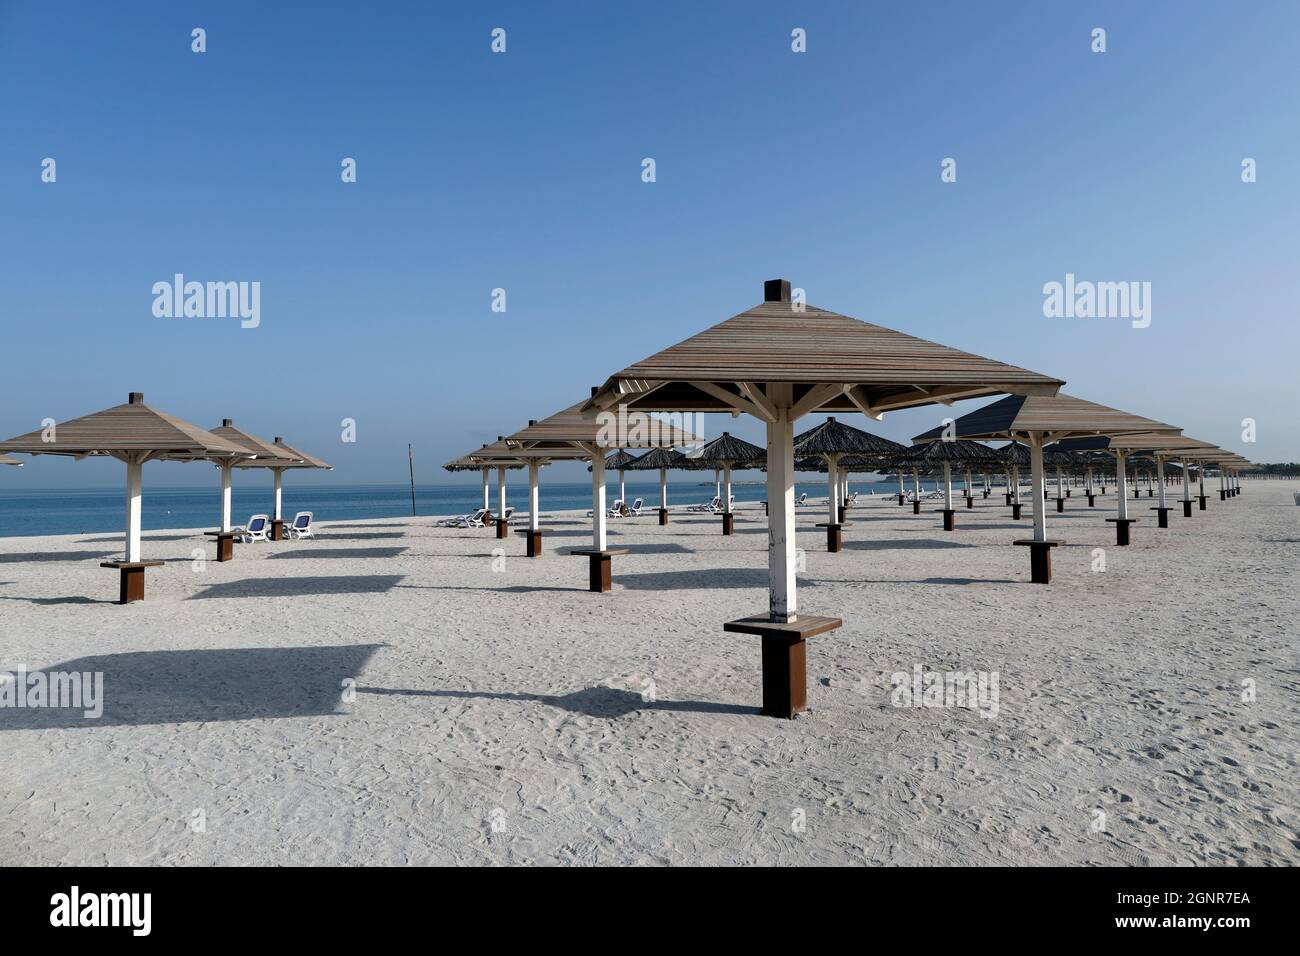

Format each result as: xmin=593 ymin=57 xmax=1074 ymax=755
xmin=793 ymin=416 xmax=905 ymax=547
xmin=914 ymin=393 xmax=1180 ymax=582
xmin=623 ymin=446 xmax=681 ymax=525
xmin=674 ymin=432 xmax=765 ymax=535
xmin=898 ymin=440 xmax=994 ymax=529
xmin=1042 ymin=446 xmax=1082 ymax=512
xmin=994 ymin=441 xmax=1030 ymax=514
xmin=584 ymin=278 xmax=1063 ymax=717
xmin=0 ymin=392 xmax=254 ymax=603
xmin=444 ymin=441 xmax=525 ymax=527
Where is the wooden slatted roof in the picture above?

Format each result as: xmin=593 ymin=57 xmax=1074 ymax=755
xmin=0 ymin=454 xmax=22 ymax=466
xmin=1053 ymin=434 xmax=1227 ymax=458
xmin=585 ymin=282 xmax=1064 ymax=417
xmin=504 ymin=400 xmax=702 ymax=452
xmin=267 ymin=436 xmax=332 ymax=470
xmin=0 ymin=392 xmax=254 ymax=460
xmin=912 ymin=393 xmax=1180 ymax=443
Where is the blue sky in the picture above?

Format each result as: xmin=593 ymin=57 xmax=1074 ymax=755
xmin=1 ymin=1 xmax=1295 ymax=489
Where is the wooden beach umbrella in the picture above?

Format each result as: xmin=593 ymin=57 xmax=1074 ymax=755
xmin=0 ymin=392 xmax=254 ymax=603
xmin=224 ymin=427 xmax=333 ymax=541
xmin=672 ymin=432 xmax=765 ymax=535
xmin=914 ymin=393 xmax=1179 ymax=583
xmin=793 ymin=416 xmax=905 ymax=547
xmin=1041 ymin=446 xmax=1083 ymax=512
xmin=444 ymin=441 xmax=525 ymax=525
xmin=587 ymin=450 xmax=638 ymax=514
xmin=0 ymin=454 xmax=22 ymax=467
xmin=1056 ymin=434 xmax=1229 ymax=524
xmin=584 ymin=278 xmax=1063 ymax=718
xmin=502 ymin=398 xmax=700 ymax=576
xmin=623 ymin=446 xmax=683 ymax=526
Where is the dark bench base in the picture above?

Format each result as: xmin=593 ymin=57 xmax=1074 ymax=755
xmin=1004 ymin=493 xmax=1013 ymax=505
xmin=965 ymin=495 xmax=974 ymax=509
xmin=936 ymin=508 xmax=956 ymax=531
xmin=525 ymin=529 xmax=545 ymax=557
xmin=1151 ymin=506 xmax=1171 ymax=528
xmin=722 ymin=512 xmax=734 ymax=535
xmin=204 ymin=530 xmax=237 ymax=562
xmin=1013 ymin=539 xmax=1062 ymax=584
xmin=837 ymin=504 xmax=846 ymax=523
xmin=1147 ymin=489 xmax=1154 ymax=497
xmin=100 ymin=560 xmax=165 ymax=604
xmin=724 ymin=613 xmax=843 ymax=719
xmin=270 ymin=519 xmax=286 ymax=541
xmin=1219 ymin=489 xmax=1226 ymax=501
xmin=1106 ymin=517 xmax=1138 ymax=546
xmin=1087 ymin=493 xmax=1096 ymax=507
xmin=983 ymin=489 xmax=989 ymax=498
xmin=898 ymin=493 xmax=906 ymax=505
xmin=1055 ymin=497 xmax=1065 ymax=513
xmin=1197 ymin=495 xmax=1207 ymax=511
xmin=1182 ymin=500 xmax=1193 ymax=517
xmin=658 ymin=507 xmax=669 ymax=525
xmin=496 ymin=518 xmax=510 ymax=539
xmin=569 ymin=548 xmax=629 ymax=592
xmin=1011 ymin=502 xmax=1023 ymax=520
xmin=815 ymin=522 xmax=842 ymax=553
xmin=912 ymin=500 xmax=921 ymax=515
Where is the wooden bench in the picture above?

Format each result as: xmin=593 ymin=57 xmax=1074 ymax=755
xmin=203 ymin=530 xmax=238 ymax=562
xmin=1013 ymin=539 xmax=1062 ymax=584
xmin=1150 ymin=506 xmax=1172 ymax=528
xmin=100 ymin=560 xmax=165 ymax=604
xmin=724 ymin=613 xmax=843 ymax=718
xmin=569 ymin=548 xmax=629 ymax=592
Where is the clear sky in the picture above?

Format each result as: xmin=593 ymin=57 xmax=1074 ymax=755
xmin=1 ymin=1 xmax=1295 ymax=489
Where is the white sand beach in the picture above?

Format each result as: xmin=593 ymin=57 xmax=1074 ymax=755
xmin=1 ymin=483 xmax=1296 ymax=866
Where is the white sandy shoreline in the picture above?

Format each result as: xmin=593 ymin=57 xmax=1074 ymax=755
xmin=1 ymin=483 xmax=1296 ymax=865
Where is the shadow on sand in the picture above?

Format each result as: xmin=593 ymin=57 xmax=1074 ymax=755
xmin=267 ymin=547 xmax=408 ymax=561
xmin=0 ymin=644 xmax=383 ymax=729
xmin=313 ymin=532 xmax=407 ymax=541
xmin=841 ymin=538 xmax=976 ymax=551
xmin=189 ymin=575 xmax=405 ymax=599
xmin=0 ymin=550 xmax=118 ymax=563
xmin=614 ymin=568 xmax=819 ymax=590
xmin=357 ymin=684 xmax=753 ymax=718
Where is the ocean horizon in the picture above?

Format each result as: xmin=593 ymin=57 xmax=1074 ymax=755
xmin=0 ymin=477 xmax=959 ymax=538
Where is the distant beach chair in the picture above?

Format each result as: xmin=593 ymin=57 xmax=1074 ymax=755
xmin=846 ymin=491 xmax=860 ymax=506
xmin=627 ymin=497 xmax=645 ymax=516
xmin=287 ymin=511 xmax=315 ymax=539
xmin=689 ymin=495 xmax=721 ymax=513
xmin=448 ymin=507 xmax=488 ymax=528
xmin=794 ymin=492 xmax=810 ymax=507
xmin=236 ymin=514 xmax=270 ymax=543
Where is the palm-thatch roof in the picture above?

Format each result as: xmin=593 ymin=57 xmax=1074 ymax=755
xmin=893 ymin=439 xmax=997 ymax=465
xmin=443 ymin=440 xmax=529 ymax=472
xmin=623 ymin=447 xmax=681 ymax=470
xmin=792 ymin=416 xmax=907 ymax=458
xmin=674 ymin=432 xmax=766 ymax=469
xmin=588 ymin=449 xmax=638 ymax=472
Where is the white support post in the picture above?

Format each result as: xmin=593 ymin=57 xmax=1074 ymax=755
xmin=220 ymin=462 xmax=233 ymax=533
xmin=1181 ymin=458 xmax=1191 ymax=502
xmin=497 ymin=465 xmax=507 ymax=521
xmin=273 ymin=468 xmax=283 ymax=521
xmin=912 ymin=466 xmax=921 ymax=501
xmin=897 ymin=471 xmax=905 ymax=498
xmin=125 ymin=454 xmax=143 ymax=563
xmin=723 ymin=462 xmax=733 ymax=514
xmin=943 ymin=461 xmax=953 ymax=509
xmin=528 ymin=461 xmax=540 ymax=532
xmin=1197 ymin=462 xmax=1205 ymax=498
xmin=714 ymin=467 xmax=721 ymax=502
xmin=827 ymin=454 xmax=838 ymax=524
xmin=1116 ymin=451 xmax=1130 ymax=519
xmin=1086 ymin=465 xmax=1093 ymax=492
xmin=1157 ymin=456 xmax=1167 ymax=507
xmin=659 ymin=466 xmax=667 ymax=510
xmin=619 ymin=468 xmax=626 ymax=508
xmin=964 ymin=468 xmax=972 ymax=497
xmin=591 ymin=453 xmax=606 ymax=550
xmin=1012 ymin=465 xmax=1020 ymax=503
xmin=1029 ymin=436 xmax=1047 ymax=542
xmin=1055 ymin=466 xmax=1063 ymax=500
xmin=765 ymin=385 xmax=796 ymax=623
xmin=1218 ymin=470 xmax=1225 ymax=497
xmin=481 ymin=467 xmax=490 ymax=513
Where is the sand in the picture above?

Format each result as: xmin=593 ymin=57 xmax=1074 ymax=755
xmin=1 ymin=482 xmax=1296 ymax=866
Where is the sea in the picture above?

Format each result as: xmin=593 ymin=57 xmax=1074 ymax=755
xmin=0 ymin=478 xmax=950 ymax=538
